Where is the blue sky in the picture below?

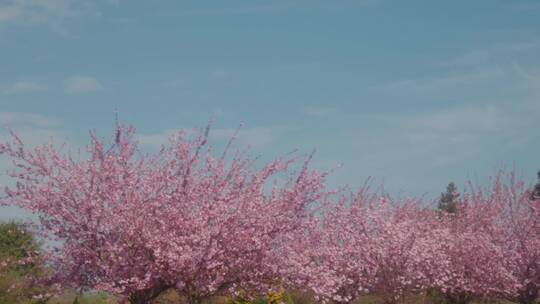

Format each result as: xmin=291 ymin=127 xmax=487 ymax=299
xmin=1 ymin=0 xmax=540 ymax=219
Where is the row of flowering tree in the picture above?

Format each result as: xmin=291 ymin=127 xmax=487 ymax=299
xmin=1 ymin=123 xmax=539 ymax=304
xmin=283 ymin=173 xmax=540 ymax=304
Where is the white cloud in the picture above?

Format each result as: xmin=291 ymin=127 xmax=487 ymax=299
xmin=210 ymin=69 xmax=227 ymax=79
xmin=0 ymin=112 xmax=64 ymax=171
xmin=64 ymin=75 xmax=103 ymax=93
xmin=378 ymin=41 xmax=540 ymax=95
xmin=138 ymin=126 xmax=280 ymax=150
xmin=351 ymin=40 xmax=540 ymax=195
xmin=508 ymin=2 xmax=540 ymax=11
xmin=439 ymin=41 xmax=540 ymax=67
xmin=1 ymin=81 xmax=47 ymax=94
xmin=163 ymin=78 xmax=191 ymax=90
xmin=0 ymin=0 xmax=77 ymax=28
xmin=344 ymin=104 xmax=518 ymax=155
xmin=302 ymin=106 xmax=337 ymax=117
xmin=0 ymin=0 xmax=118 ymax=32
xmin=405 ymin=105 xmax=514 ymax=133
xmin=376 ymin=67 xmax=505 ymax=93
xmin=0 ymin=112 xmax=60 ymax=127
xmin=137 ymin=129 xmax=178 ymax=147
xmin=320 ymin=102 xmax=534 ymax=196
xmin=0 ymin=3 xmax=19 ymax=22
xmin=210 ymin=127 xmax=279 ymax=150
xmin=306 ymin=48 xmax=540 ymax=193
xmin=160 ymin=3 xmax=295 ymax=17
xmin=0 ymin=112 xmax=65 ymax=182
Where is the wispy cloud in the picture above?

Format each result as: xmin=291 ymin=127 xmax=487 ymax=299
xmin=508 ymin=2 xmax=540 ymax=11
xmin=405 ymin=105 xmax=514 ymax=133
xmin=210 ymin=127 xmax=280 ymax=150
xmin=210 ymin=69 xmax=227 ymax=80
xmin=0 ymin=111 xmax=60 ymax=128
xmin=318 ymin=101 xmax=537 ymax=195
xmin=302 ymin=106 xmax=338 ymax=117
xmin=0 ymin=0 xmax=77 ymax=29
xmin=163 ymin=78 xmax=192 ymax=91
xmin=362 ymin=43 xmax=539 ymax=170
xmin=0 ymin=0 xmax=116 ymax=32
xmin=64 ymin=75 xmax=103 ymax=93
xmin=1 ymin=81 xmax=48 ymax=94
xmin=138 ymin=126 xmax=281 ymax=151
xmin=315 ymin=40 xmax=540 ymax=194
xmin=137 ymin=129 xmax=178 ymax=147
xmin=373 ymin=41 xmax=540 ymax=108
xmin=375 ymin=67 xmax=505 ymax=93
xmin=159 ymin=3 xmax=294 ymax=17
xmin=439 ymin=41 xmax=540 ymax=67
xmin=0 ymin=3 xmax=19 ymax=22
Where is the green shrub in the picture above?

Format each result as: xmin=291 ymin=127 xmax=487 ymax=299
xmin=0 ymin=221 xmax=49 ymax=304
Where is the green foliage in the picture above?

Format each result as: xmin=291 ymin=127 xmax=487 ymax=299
xmin=353 ymin=295 xmax=385 ymax=304
xmin=149 ymin=289 xmax=182 ymax=304
xmin=227 ymin=289 xmax=294 ymax=304
xmin=46 ymin=292 xmax=116 ymax=304
xmin=0 ymin=221 xmax=48 ymax=304
xmin=0 ymin=221 xmax=39 ymax=260
xmin=73 ymin=293 xmax=112 ymax=304
xmin=285 ymin=290 xmax=314 ymax=304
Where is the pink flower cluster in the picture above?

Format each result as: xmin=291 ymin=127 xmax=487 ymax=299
xmin=1 ymin=125 xmax=539 ymax=304
xmin=282 ymin=178 xmax=534 ymax=303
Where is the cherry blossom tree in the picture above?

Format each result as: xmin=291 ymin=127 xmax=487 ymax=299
xmin=428 ymin=220 xmax=518 ymax=303
xmin=460 ymin=172 xmax=540 ymax=304
xmin=2 ymin=121 xmax=536 ymax=304
xmin=281 ymin=188 xmax=448 ymax=304
xmin=283 ymin=182 xmax=522 ymax=304
xmin=351 ymin=196 xmax=448 ymax=304
xmin=0 ymin=124 xmax=329 ymax=304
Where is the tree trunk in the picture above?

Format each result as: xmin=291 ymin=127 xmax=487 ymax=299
xmin=186 ymin=294 xmax=204 ymax=304
xmin=518 ymin=291 xmax=538 ymax=304
xmin=446 ymin=293 xmax=472 ymax=304
xmin=128 ymin=285 xmax=170 ymax=304
xmin=514 ymin=282 xmax=540 ymax=304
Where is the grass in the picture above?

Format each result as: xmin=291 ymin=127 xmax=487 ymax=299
xmin=41 ymin=289 xmax=517 ymax=304
xmin=46 ymin=292 xmax=115 ymax=304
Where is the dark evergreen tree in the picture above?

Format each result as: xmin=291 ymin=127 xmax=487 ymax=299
xmin=438 ymin=182 xmax=460 ymax=214
xmin=531 ymin=170 xmax=540 ymax=201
